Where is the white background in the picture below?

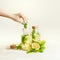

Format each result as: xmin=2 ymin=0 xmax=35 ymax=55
xmin=0 ymin=0 xmax=60 ymax=60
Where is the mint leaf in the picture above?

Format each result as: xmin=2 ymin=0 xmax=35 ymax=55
xmin=24 ymin=23 xmax=27 ymax=29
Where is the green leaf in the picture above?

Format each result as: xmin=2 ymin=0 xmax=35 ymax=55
xmin=39 ymin=48 xmax=44 ymax=52
xmin=40 ymin=45 xmax=45 ymax=49
xmin=41 ymin=41 xmax=46 ymax=45
xmin=21 ymin=34 xmax=28 ymax=43
xmin=39 ymin=46 xmax=45 ymax=53
xmin=27 ymin=48 xmax=39 ymax=53
xmin=24 ymin=23 xmax=27 ymax=29
xmin=17 ymin=44 xmax=22 ymax=49
xmin=39 ymin=40 xmax=46 ymax=45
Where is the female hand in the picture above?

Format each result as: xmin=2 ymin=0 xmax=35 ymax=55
xmin=14 ymin=13 xmax=28 ymax=24
xmin=0 ymin=9 xmax=28 ymax=24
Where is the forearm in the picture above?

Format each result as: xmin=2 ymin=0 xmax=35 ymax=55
xmin=0 ymin=9 xmax=27 ymax=23
xmin=0 ymin=9 xmax=17 ymax=21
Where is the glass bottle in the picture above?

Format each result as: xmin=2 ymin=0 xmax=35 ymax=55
xmin=31 ymin=26 xmax=40 ymax=42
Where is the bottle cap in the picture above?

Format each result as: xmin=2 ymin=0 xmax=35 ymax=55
xmin=32 ymin=26 xmax=38 ymax=29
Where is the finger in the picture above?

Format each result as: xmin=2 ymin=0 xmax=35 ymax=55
xmin=18 ymin=13 xmax=28 ymax=23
